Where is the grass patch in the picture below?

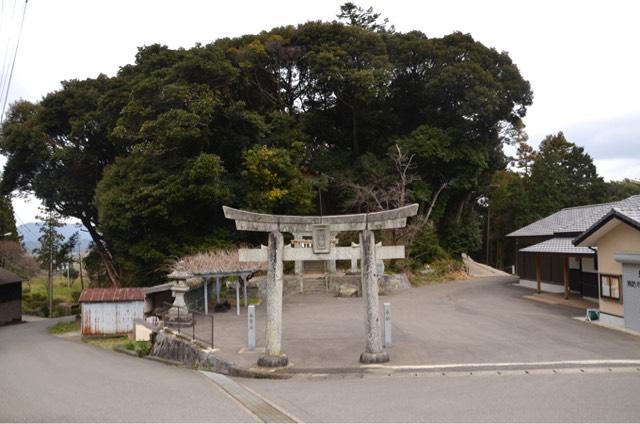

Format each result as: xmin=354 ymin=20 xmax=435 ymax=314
xmin=83 ymin=337 xmax=152 ymax=356
xmin=83 ymin=336 xmax=130 ymax=350
xmin=123 ymin=340 xmax=152 ymax=356
xmin=48 ymin=319 xmax=80 ymax=334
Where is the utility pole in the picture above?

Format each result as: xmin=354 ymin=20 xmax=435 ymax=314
xmin=48 ymin=213 xmax=53 ymax=318
xmin=67 ymin=261 xmax=71 ymax=288
xmin=486 ymin=199 xmax=491 ymax=267
xmin=78 ymin=245 xmax=84 ymax=290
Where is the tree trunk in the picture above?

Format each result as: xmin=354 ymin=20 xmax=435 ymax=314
xmin=81 ymin=218 xmax=120 ymax=287
xmin=455 ymin=192 xmax=473 ymax=224
xmin=78 ymin=246 xmax=84 ymax=290
xmin=425 ymin=181 xmax=448 ymax=223
xmin=352 ymin=108 xmax=359 ymax=157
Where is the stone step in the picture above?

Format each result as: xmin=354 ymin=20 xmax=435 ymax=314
xmin=301 ymin=277 xmax=328 ymax=293
xmin=303 ymin=261 xmax=325 ymax=273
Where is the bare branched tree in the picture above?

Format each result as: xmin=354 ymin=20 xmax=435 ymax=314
xmin=340 ymin=144 xmax=450 ymax=250
xmin=0 ymin=240 xmax=40 ymax=287
xmin=340 ymin=144 xmax=417 ymax=213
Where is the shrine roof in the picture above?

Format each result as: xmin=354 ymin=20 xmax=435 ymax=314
xmin=177 ymin=249 xmax=265 ymax=277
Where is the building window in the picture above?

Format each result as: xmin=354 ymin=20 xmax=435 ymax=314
xmin=600 ymin=274 xmax=622 ymax=301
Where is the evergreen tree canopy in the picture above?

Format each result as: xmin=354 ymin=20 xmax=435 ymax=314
xmin=0 ymin=4 xmax=534 ymax=285
xmin=528 ymin=132 xmax=607 ymax=218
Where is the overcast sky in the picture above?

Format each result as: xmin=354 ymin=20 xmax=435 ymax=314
xmin=2 ymin=0 xmax=640 ymax=224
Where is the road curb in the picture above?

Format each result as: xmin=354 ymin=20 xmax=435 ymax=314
xmin=240 ymin=359 xmax=640 ymax=379
xmin=113 ymin=346 xmax=143 ymax=358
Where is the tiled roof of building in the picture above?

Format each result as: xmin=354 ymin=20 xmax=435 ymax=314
xmin=519 ymin=238 xmax=595 ymax=255
xmin=616 ymin=208 xmax=640 ymax=227
xmin=507 ymin=195 xmax=640 ymax=238
xmin=573 ymin=207 xmax=640 ymax=246
xmin=79 ymin=288 xmax=145 ymax=303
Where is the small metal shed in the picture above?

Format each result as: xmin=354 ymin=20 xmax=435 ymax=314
xmin=0 ymin=268 xmax=22 ymax=326
xmin=79 ymin=288 xmax=144 ymax=336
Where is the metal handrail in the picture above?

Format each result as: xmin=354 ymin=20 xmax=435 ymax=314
xmin=162 ymin=302 xmax=214 ymax=348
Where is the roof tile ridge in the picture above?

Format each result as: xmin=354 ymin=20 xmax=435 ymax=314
xmin=559 ymin=201 xmax=616 ymax=212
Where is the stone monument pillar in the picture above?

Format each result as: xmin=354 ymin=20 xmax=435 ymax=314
xmin=257 ymin=231 xmax=289 ymax=367
xmin=359 ymin=230 xmax=389 ymax=363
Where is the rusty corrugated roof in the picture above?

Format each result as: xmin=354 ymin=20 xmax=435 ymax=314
xmin=79 ymin=288 xmax=145 ymax=303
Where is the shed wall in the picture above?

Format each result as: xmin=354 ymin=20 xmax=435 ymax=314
xmin=81 ymin=301 xmax=144 ymax=336
xmin=0 ymin=282 xmax=21 ymax=325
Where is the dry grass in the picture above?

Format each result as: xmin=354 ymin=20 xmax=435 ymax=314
xmin=408 ymin=259 xmax=470 ymax=286
xmin=178 ymin=249 xmax=265 ymax=275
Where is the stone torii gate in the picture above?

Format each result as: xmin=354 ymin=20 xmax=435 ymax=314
xmin=223 ymin=204 xmax=418 ymax=367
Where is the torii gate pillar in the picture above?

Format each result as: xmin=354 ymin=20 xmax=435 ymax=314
xmin=360 ymin=230 xmax=389 ymax=363
xmin=257 ymin=231 xmax=288 ymax=367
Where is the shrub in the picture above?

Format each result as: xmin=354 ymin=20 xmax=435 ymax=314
xmin=430 ymin=258 xmax=465 ymax=277
xmin=409 ymin=225 xmax=448 ymax=266
xmin=134 ymin=341 xmax=152 ymax=356
xmin=71 ymin=289 xmax=82 ymax=303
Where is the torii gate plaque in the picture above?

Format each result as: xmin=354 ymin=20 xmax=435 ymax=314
xmin=223 ymin=204 xmax=418 ymax=367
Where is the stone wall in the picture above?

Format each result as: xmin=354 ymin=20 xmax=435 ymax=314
xmin=150 ymin=329 xmax=232 ymax=373
xmin=253 ymin=273 xmax=411 ymax=297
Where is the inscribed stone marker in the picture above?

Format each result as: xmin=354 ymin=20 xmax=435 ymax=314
xmin=248 ymin=305 xmax=256 ymax=351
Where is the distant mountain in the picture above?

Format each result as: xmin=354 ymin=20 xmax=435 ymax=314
xmin=17 ymin=222 xmax=93 ymax=255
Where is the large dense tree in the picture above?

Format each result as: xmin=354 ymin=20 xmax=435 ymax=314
xmin=528 ymin=132 xmax=607 ymax=218
xmin=0 ymin=4 xmax=534 ymax=285
xmin=0 ymin=76 xmax=129 ymax=286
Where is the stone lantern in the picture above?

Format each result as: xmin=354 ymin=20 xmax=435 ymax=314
xmin=165 ymin=261 xmax=193 ymax=326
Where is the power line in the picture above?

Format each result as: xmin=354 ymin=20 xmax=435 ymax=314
xmin=14 ymin=210 xmax=37 ymax=238
xmin=0 ymin=0 xmax=18 ymax=109
xmin=0 ymin=0 xmax=26 ymax=124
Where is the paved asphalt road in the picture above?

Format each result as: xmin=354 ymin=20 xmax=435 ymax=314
xmin=3 ymin=318 xmax=640 ymax=422
xmin=241 ymin=370 xmax=640 ymax=422
xmin=0 ymin=319 xmax=254 ymax=422
xmin=4 ymin=274 xmax=640 ymax=422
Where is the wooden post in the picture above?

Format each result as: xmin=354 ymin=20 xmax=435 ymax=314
xmin=204 ymin=281 xmax=208 ymax=315
xmin=535 ymin=254 xmax=541 ymax=294
xmin=563 ymin=256 xmax=569 ymax=300
xmin=242 ymin=275 xmax=248 ymax=307
xmin=216 ymin=277 xmax=220 ymax=302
